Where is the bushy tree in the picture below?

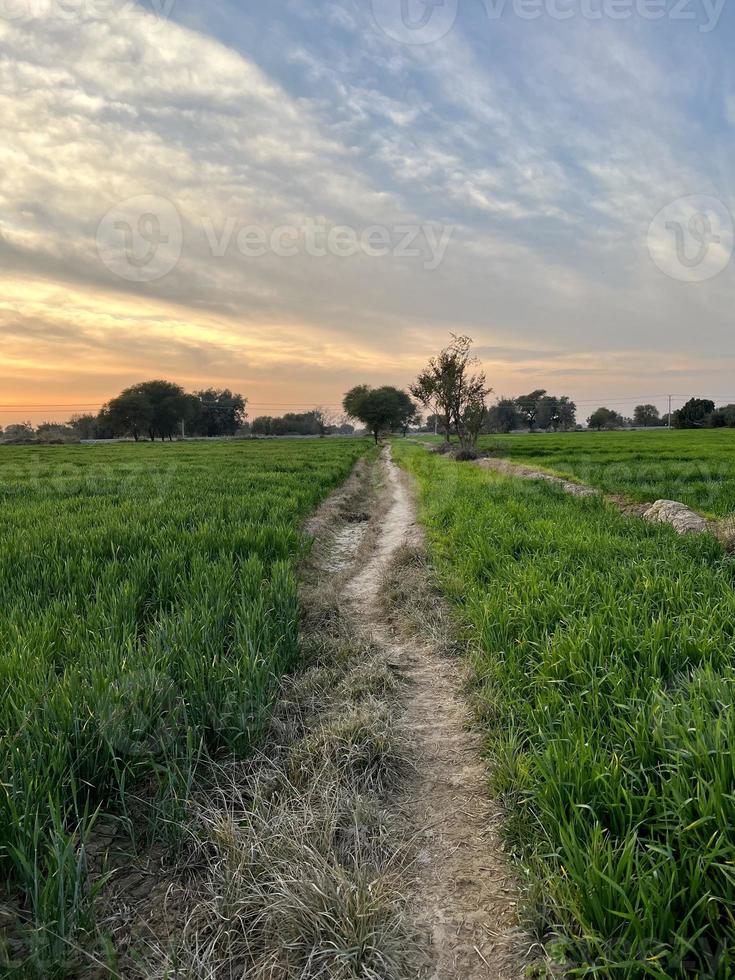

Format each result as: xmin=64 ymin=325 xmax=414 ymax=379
xmin=343 ymin=385 xmax=417 ymax=444
xmin=191 ymin=389 xmax=247 ymax=437
xmin=104 ymin=380 xmax=195 ymax=441
xmin=587 ymin=407 xmax=624 ymax=431
xmin=35 ymin=422 xmax=78 ymax=444
xmin=672 ymin=398 xmax=715 ymax=429
xmin=515 ymin=391 xmax=576 ymax=432
xmin=709 ymin=404 xmax=735 ymax=428
xmin=485 ymin=398 xmax=518 ymax=433
xmin=515 ymin=389 xmax=547 ymax=431
xmin=67 ymin=413 xmax=99 ymax=440
xmin=556 ymin=396 xmax=577 ymax=431
xmin=104 ymin=389 xmax=152 ymax=441
xmin=251 ymin=416 xmax=274 ymax=436
xmin=2 ymin=422 xmax=35 ymax=442
xmin=535 ymin=395 xmax=558 ymax=431
xmin=633 ymin=404 xmax=662 ymax=427
xmin=251 ymin=411 xmax=340 ymax=437
xmin=94 ymin=406 xmax=119 ymax=440
xmin=276 ymin=413 xmax=318 ymax=436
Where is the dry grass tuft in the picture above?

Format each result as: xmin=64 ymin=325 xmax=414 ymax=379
xmin=114 ymin=455 xmax=419 ymax=980
xmin=293 ymin=700 xmax=407 ymax=797
xmin=129 ymin=643 xmax=415 ymax=979
xmin=136 ymin=763 xmax=412 ymax=980
xmin=379 ymin=543 xmax=461 ymax=658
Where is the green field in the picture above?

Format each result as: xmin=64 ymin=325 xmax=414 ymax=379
xmin=478 ymin=429 xmax=735 ymax=518
xmin=7 ymin=432 xmax=735 ymax=977
xmin=395 ymin=442 xmax=735 ymax=977
xmin=0 ymin=438 xmax=368 ymax=972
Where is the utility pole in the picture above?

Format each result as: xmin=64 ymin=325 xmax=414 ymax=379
xmin=181 ymin=418 xmax=185 ymax=440
xmin=667 ymin=394 xmax=672 ymax=429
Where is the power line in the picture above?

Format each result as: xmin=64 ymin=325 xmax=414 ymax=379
xmin=4 ymin=392 xmax=735 ymax=417
xmin=0 ymin=402 xmax=343 ymax=411
xmin=5 ymin=392 xmax=730 ymax=409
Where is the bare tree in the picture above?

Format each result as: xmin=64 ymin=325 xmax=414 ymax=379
xmin=411 ymin=335 xmax=492 ymax=453
xmin=410 ymin=342 xmax=458 ymax=443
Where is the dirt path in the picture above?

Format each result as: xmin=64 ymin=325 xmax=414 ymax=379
xmin=92 ymin=448 xmax=530 ymax=978
xmin=347 ymin=449 xmax=530 ymax=980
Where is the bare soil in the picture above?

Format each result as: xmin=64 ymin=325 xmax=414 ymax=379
xmin=347 ymin=449 xmax=531 ymax=979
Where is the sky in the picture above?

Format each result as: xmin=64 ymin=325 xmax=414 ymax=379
xmin=2 ymin=0 xmax=735 ymax=424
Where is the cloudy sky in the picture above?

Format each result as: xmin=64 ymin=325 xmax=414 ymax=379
xmin=2 ymin=0 xmax=734 ymax=423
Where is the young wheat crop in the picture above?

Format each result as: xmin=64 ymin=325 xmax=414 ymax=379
xmin=0 ymin=438 xmax=368 ymax=976
xmin=395 ymin=441 xmax=735 ymax=977
xmin=479 ymin=428 xmax=735 ymax=518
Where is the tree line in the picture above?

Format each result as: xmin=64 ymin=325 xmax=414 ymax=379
xmin=586 ymin=400 xmax=735 ymax=430
xmin=483 ymin=390 xmax=577 ymax=433
xmin=669 ymin=398 xmax=735 ymax=430
xmin=92 ymin=381 xmax=247 ymax=441
xmin=3 ymin=364 xmax=733 ymax=447
xmin=586 ymin=405 xmax=661 ymax=430
xmin=0 ymin=381 xmax=248 ymax=444
xmin=0 ymin=382 xmax=359 ymax=445
xmin=251 ymin=411 xmax=354 ymax=437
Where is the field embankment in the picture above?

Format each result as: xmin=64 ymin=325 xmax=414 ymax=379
xmin=394 ymin=441 xmax=735 ymax=977
xmin=475 ymin=457 xmax=719 ymax=538
xmin=479 ymin=429 xmax=735 ymax=518
xmin=0 ymin=439 xmax=368 ymax=975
